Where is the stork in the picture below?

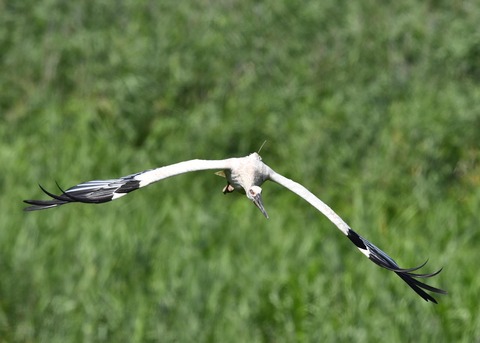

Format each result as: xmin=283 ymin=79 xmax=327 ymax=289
xmin=24 ymin=152 xmax=446 ymax=303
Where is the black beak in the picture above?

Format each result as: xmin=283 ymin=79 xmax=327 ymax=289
xmin=252 ymin=193 xmax=269 ymax=219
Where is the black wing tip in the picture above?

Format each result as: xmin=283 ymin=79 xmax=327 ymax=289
xmin=372 ymin=256 xmax=447 ymax=304
xmin=23 ymin=199 xmax=62 ymax=211
xmin=23 ymin=183 xmax=68 ymax=211
xmin=23 ymin=182 xmax=83 ymax=211
xmin=23 ymin=177 xmax=133 ymax=211
xmin=395 ymin=266 xmax=448 ymax=304
xmin=348 ymin=229 xmax=446 ymax=304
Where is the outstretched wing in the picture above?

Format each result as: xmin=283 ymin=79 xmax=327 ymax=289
xmin=24 ymin=158 xmax=234 ymax=211
xmin=267 ymin=169 xmax=446 ymax=303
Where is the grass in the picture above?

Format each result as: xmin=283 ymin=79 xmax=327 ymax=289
xmin=1 ymin=0 xmax=480 ymax=341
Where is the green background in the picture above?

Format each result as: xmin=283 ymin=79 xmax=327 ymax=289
xmin=1 ymin=1 xmax=479 ymax=342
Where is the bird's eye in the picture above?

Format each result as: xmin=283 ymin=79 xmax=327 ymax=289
xmin=249 ymin=189 xmax=255 ymax=195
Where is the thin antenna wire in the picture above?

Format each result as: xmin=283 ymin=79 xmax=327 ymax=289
xmin=258 ymin=140 xmax=267 ymax=153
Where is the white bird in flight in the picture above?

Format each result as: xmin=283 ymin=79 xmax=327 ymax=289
xmin=24 ymin=152 xmax=446 ymax=303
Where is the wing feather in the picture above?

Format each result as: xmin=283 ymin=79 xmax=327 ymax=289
xmin=268 ymin=169 xmax=446 ymax=303
xmin=24 ymin=159 xmax=233 ymax=211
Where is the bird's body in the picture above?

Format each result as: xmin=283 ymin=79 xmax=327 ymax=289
xmin=225 ymin=153 xmax=270 ymax=190
xmin=24 ymin=152 xmax=446 ymax=303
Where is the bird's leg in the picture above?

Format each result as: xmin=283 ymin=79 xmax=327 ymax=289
xmin=214 ymin=170 xmax=235 ymax=194
xmin=222 ymin=183 xmax=235 ymax=194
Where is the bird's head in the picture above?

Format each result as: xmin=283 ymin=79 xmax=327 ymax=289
xmin=247 ymin=185 xmax=269 ymax=219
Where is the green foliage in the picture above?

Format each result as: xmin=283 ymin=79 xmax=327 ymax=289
xmin=1 ymin=0 xmax=479 ymax=341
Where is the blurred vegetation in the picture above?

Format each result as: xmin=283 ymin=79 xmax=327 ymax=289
xmin=1 ymin=0 xmax=480 ymax=342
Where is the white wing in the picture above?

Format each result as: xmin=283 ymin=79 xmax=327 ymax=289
xmin=267 ymin=169 xmax=446 ymax=303
xmin=24 ymin=158 xmax=234 ymax=211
